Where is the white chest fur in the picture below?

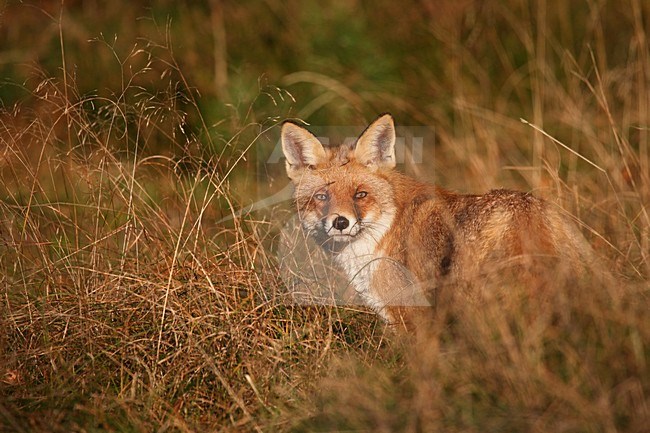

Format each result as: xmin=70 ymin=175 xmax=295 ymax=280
xmin=332 ymin=211 xmax=395 ymax=319
xmin=335 ymin=235 xmax=379 ymax=292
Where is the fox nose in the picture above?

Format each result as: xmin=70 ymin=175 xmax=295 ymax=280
xmin=332 ymin=216 xmax=350 ymax=231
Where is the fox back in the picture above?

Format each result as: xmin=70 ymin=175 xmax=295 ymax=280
xmin=281 ymin=114 xmax=593 ymax=328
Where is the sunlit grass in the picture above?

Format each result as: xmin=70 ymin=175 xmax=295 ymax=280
xmin=1 ymin=1 xmax=649 ymax=432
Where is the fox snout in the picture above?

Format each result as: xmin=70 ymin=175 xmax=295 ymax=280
xmin=323 ymin=213 xmax=360 ymax=239
xmin=332 ymin=215 xmax=349 ymax=231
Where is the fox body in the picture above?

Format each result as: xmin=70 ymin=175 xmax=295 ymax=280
xmin=281 ymin=114 xmax=591 ymax=326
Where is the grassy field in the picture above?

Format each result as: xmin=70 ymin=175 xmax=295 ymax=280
xmin=1 ymin=1 xmax=648 ymax=432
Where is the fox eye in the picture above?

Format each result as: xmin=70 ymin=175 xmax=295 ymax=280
xmin=314 ymin=193 xmax=328 ymax=201
xmin=354 ymin=191 xmax=368 ymax=199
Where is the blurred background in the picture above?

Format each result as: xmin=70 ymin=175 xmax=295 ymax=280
xmin=2 ymin=0 xmax=647 ymax=192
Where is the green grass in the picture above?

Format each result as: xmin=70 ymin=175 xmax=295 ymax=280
xmin=1 ymin=1 xmax=649 ymax=432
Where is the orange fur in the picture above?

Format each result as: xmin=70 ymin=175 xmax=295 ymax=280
xmin=281 ymin=115 xmax=593 ymax=329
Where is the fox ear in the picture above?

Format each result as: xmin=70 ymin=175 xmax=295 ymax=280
xmin=281 ymin=121 xmax=328 ymax=179
xmin=354 ymin=114 xmax=396 ymax=170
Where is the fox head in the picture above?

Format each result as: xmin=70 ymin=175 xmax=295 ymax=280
xmin=281 ymin=114 xmax=398 ymax=249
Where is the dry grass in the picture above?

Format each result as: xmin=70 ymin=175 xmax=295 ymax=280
xmin=1 ymin=1 xmax=649 ymax=432
xmin=0 ymin=31 xmax=389 ymax=431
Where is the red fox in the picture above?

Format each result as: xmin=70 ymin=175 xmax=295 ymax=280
xmin=281 ymin=114 xmax=593 ymax=327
